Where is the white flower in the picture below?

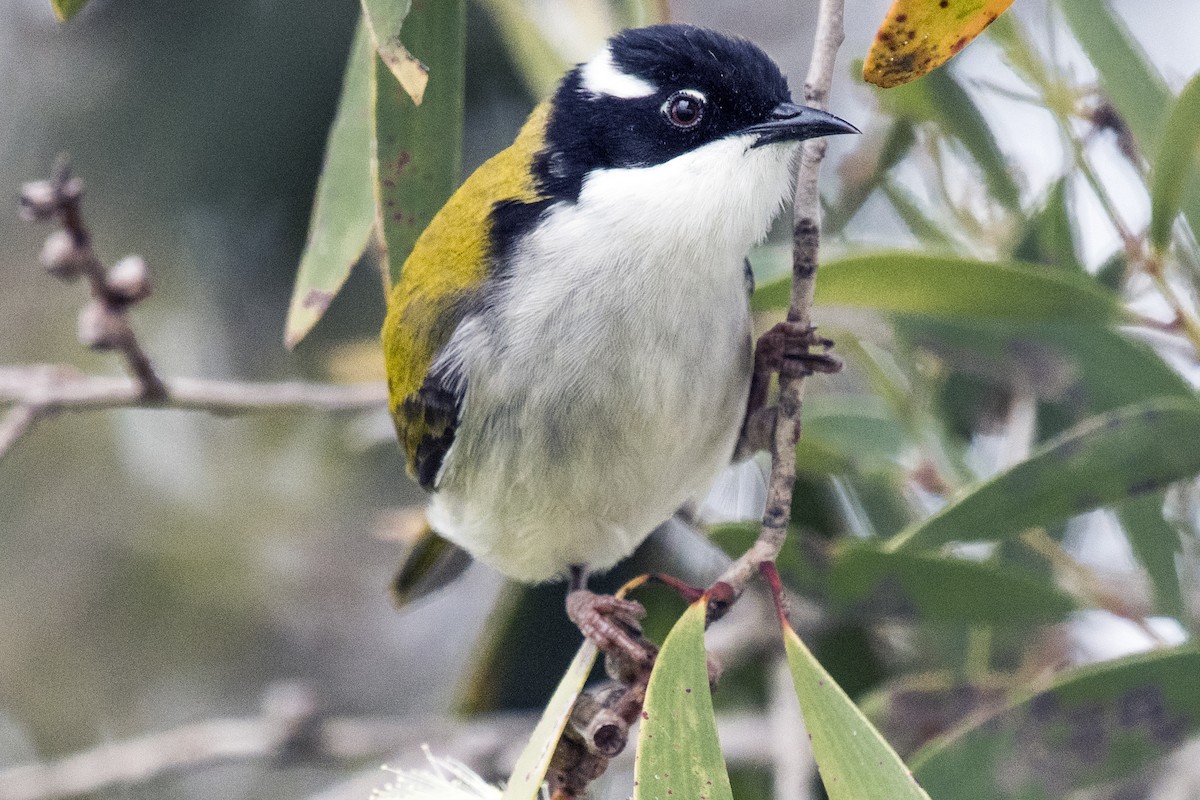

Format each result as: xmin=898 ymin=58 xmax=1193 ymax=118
xmin=371 ymin=746 xmax=547 ymax=800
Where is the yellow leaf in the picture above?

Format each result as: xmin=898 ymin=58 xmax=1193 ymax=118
xmin=863 ymin=0 xmax=1014 ymax=88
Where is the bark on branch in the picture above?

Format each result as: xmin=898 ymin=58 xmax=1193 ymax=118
xmin=714 ymin=0 xmax=847 ymax=607
xmin=4 ymin=162 xmax=388 ymax=463
xmin=0 ymin=366 xmax=387 ymax=415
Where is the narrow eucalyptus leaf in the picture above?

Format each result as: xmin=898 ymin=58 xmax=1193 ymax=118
xmin=1149 ymin=71 xmax=1200 ymax=252
xmin=360 ymin=0 xmax=428 ymax=104
xmin=500 ymin=642 xmax=598 ymax=800
xmin=375 ymin=0 xmax=465 ymax=287
xmin=634 ymin=600 xmax=733 ymax=800
xmin=887 ymin=398 xmax=1200 ymax=553
xmin=755 ymin=252 xmax=1120 ymax=321
xmin=913 ymin=648 xmax=1200 ymax=800
xmin=783 ymin=622 xmax=932 ymax=800
xmin=284 ymin=21 xmax=375 ymax=348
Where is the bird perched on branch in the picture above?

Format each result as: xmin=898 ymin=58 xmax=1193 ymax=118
xmin=382 ymin=23 xmax=857 ymax=662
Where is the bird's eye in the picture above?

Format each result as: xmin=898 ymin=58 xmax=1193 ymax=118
xmin=663 ymin=90 xmax=705 ymax=129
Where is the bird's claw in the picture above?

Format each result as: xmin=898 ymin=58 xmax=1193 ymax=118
xmin=756 ymin=320 xmax=842 ymax=380
xmin=566 ymin=589 xmax=654 ymax=669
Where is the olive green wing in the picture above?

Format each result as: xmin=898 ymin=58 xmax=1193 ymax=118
xmin=381 ymin=103 xmax=549 ymax=489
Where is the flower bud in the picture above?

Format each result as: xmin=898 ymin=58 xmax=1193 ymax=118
xmin=106 ymin=255 xmax=151 ymax=302
xmin=39 ymin=230 xmax=85 ymax=282
xmin=19 ymin=180 xmax=58 ymax=222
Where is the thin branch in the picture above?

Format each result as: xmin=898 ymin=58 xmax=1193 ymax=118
xmin=0 ymin=365 xmax=386 ymax=461
xmin=714 ymin=0 xmax=846 ymax=605
xmin=0 ymin=366 xmax=387 ymax=415
xmin=8 ymin=163 xmax=390 ymax=463
xmin=21 ymin=160 xmax=167 ymax=400
xmin=0 ymin=707 xmax=780 ymax=800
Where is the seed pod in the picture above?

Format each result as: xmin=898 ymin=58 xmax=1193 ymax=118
xmin=39 ymin=231 xmax=85 ymax=282
xmin=106 ymin=255 xmax=151 ymax=302
xmin=77 ymin=299 xmax=130 ymax=351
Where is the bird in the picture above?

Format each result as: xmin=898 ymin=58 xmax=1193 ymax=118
xmin=382 ymin=23 xmax=857 ymax=661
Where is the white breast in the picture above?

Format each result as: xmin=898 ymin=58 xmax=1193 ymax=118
xmin=428 ymin=135 xmax=798 ymax=582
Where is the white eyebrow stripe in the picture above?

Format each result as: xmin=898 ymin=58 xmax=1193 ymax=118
xmin=579 ymin=47 xmax=657 ymax=99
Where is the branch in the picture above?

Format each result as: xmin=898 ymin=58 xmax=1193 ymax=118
xmin=21 ymin=159 xmax=166 ymax=399
xmin=0 ymin=366 xmax=387 ymax=415
xmin=714 ymin=0 xmax=846 ymax=605
xmin=4 ymin=162 xmax=390 ymax=463
xmin=0 ymin=365 xmax=386 ymax=463
xmin=0 ymin=704 xmax=781 ymax=800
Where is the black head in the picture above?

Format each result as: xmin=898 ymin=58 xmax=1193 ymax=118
xmin=534 ymin=24 xmax=857 ymax=202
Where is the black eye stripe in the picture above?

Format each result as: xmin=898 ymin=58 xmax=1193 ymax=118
xmin=663 ymin=90 xmax=706 ymax=129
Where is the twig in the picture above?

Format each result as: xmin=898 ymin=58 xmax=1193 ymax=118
xmin=21 ymin=160 xmax=167 ymax=400
xmin=713 ymin=0 xmax=846 ymax=607
xmin=7 ymin=162 xmax=391 ymax=463
xmin=0 ymin=366 xmax=387 ymax=415
xmin=0 ymin=365 xmax=386 ymax=462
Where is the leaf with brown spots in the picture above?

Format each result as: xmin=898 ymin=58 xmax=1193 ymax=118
xmin=360 ymin=0 xmax=429 ymax=104
xmin=374 ymin=0 xmax=465 ymax=287
xmin=864 ymin=0 xmax=1014 ymax=88
xmin=912 ymin=648 xmax=1200 ymax=800
xmin=285 ymin=21 xmax=375 ymax=349
xmin=634 ymin=599 xmax=733 ymax=800
xmin=885 ymin=397 xmax=1200 ymax=553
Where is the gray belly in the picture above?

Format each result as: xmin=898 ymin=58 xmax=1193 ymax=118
xmin=427 ymin=259 xmax=753 ymax=582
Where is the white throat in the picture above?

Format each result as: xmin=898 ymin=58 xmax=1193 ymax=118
xmin=575 ymin=135 xmax=798 ymax=260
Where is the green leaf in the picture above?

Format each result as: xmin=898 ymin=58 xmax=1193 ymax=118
xmin=895 ymin=318 xmax=1192 ymax=417
xmin=887 ymin=398 xmax=1200 ymax=553
xmin=634 ymin=599 xmax=733 ymax=800
xmin=880 ymin=67 xmax=1021 ymax=212
xmin=50 ymin=0 xmax=88 ymax=21
xmin=830 ymin=543 xmax=1078 ymax=624
xmin=375 ymin=0 xmax=465 ymax=287
xmin=881 ymin=179 xmax=956 ymax=248
xmin=782 ymin=622 xmax=933 ymax=800
xmin=500 ymin=641 xmax=599 ymax=800
xmin=284 ymin=21 xmax=375 ymax=349
xmin=986 ymin=12 xmax=1051 ymax=91
xmin=1013 ymin=179 xmax=1081 ymax=271
xmin=1150 ymin=72 xmax=1200 ymax=252
xmin=1057 ymin=0 xmax=1200 ymax=243
xmin=1055 ymin=0 xmax=1169 ymax=156
xmin=360 ymin=0 xmax=427 ymax=104
xmin=476 ymin=0 xmax=569 ymax=99
xmin=1119 ymin=493 xmax=1186 ymax=620
xmin=616 ymin=0 xmax=671 ymax=27
xmin=795 ymin=397 xmax=907 ymax=475
xmin=755 ymin=252 xmax=1120 ymax=321
xmin=827 ymin=120 xmax=917 ymax=233
xmin=912 ymin=648 xmax=1200 ymax=800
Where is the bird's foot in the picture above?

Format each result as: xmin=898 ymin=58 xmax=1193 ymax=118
xmin=566 ymin=589 xmax=656 ymax=670
xmin=756 ymin=320 xmax=842 ymax=379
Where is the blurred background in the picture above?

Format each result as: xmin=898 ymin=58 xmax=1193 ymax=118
xmin=4 ymin=1 xmax=1200 ymax=799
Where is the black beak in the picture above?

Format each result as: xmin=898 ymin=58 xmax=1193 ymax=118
xmin=744 ymin=102 xmax=860 ymax=148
